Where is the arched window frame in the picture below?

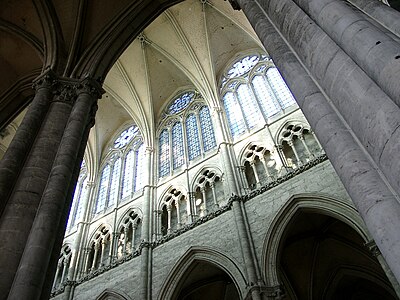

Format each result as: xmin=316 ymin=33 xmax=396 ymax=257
xmin=157 ymin=90 xmax=217 ymax=179
xmin=67 ymin=160 xmax=88 ymax=231
xmin=220 ymin=52 xmax=297 ymax=139
xmin=93 ymin=125 xmax=145 ymax=217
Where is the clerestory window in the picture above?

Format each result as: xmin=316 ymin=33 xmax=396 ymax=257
xmin=94 ymin=125 xmax=145 ymax=215
xmin=221 ymin=53 xmax=297 ymax=139
xmin=158 ymin=91 xmax=217 ymax=179
xmin=66 ymin=160 xmax=88 ymax=230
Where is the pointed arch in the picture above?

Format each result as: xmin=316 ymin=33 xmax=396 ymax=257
xmin=95 ymin=289 xmax=132 ymax=300
xmin=157 ymin=246 xmax=247 ymax=300
xmin=262 ymin=193 xmax=370 ymax=287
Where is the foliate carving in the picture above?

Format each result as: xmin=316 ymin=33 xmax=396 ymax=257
xmin=32 ymin=70 xmax=58 ymax=91
xmin=52 ymin=81 xmax=78 ymax=105
xmin=77 ymin=77 xmax=104 ymax=99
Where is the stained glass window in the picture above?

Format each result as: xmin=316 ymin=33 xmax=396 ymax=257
xmin=159 ymin=91 xmax=216 ymax=179
xmin=122 ymin=150 xmax=134 ymax=199
xmin=67 ymin=164 xmax=88 ymax=229
xmin=252 ymin=75 xmax=280 ymax=117
xmin=221 ymin=54 xmax=297 ymax=139
xmin=186 ymin=114 xmax=201 ymax=160
xmin=167 ymin=92 xmax=195 ymax=115
xmin=237 ymin=84 xmax=262 ymax=129
xmin=223 ymin=92 xmax=246 ymax=138
xmin=114 ymin=125 xmax=139 ymax=149
xmin=135 ymin=143 xmax=146 ymax=191
xmin=159 ymin=129 xmax=170 ymax=177
xmin=108 ymin=157 xmax=121 ymax=207
xmin=199 ymin=106 xmax=216 ymax=152
xmin=266 ymin=68 xmax=296 ymax=109
xmin=96 ymin=164 xmax=110 ymax=213
xmin=73 ymin=177 xmax=88 ymax=225
xmin=172 ymin=122 xmax=184 ymax=169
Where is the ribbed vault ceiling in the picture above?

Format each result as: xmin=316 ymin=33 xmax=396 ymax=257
xmin=98 ymin=0 xmax=262 ymax=158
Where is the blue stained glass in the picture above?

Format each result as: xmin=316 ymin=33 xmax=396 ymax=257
xmin=74 ymin=177 xmax=88 ymax=226
xmin=186 ymin=114 xmax=201 ymax=160
xmin=226 ymin=55 xmax=259 ymax=78
xmin=159 ymin=129 xmax=170 ymax=177
xmin=267 ymin=68 xmax=296 ymax=109
xmin=167 ymin=92 xmax=195 ymax=114
xmin=96 ymin=164 xmax=110 ymax=213
xmin=223 ymin=92 xmax=246 ymax=138
xmin=252 ymin=75 xmax=280 ymax=117
xmin=237 ymin=84 xmax=263 ymax=129
xmin=122 ymin=150 xmax=134 ymax=198
xmin=172 ymin=122 xmax=184 ymax=169
xmin=199 ymin=107 xmax=216 ymax=152
xmin=108 ymin=158 xmax=121 ymax=207
xmin=135 ymin=143 xmax=146 ymax=191
xmin=114 ymin=125 xmax=139 ymax=149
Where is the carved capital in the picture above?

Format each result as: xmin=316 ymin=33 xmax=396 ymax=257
xmin=32 ymin=70 xmax=58 ymax=91
xmin=52 ymin=81 xmax=78 ymax=105
xmin=77 ymin=77 xmax=104 ymax=99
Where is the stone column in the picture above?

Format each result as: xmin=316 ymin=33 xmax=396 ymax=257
xmin=266 ymin=0 xmax=400 ymax=198
xmin=348 ymin=0 xmax=400 ymax=37
xmin=0 ymin=77 xmax=76 ymax=299
xmin=231 ymin=198 xmax=263 ymax=300
xmin=235 ymin=0 xmax=400 ymax=283
xmin=140 ymin=146 xmax=154 ymax=300
xmin=293 ymin=0 xmax=400 ymax=106
xmin=0 ymin=71 xmax=54 ymax=216
xmin=7 ymin=77 xmax=102 ymax=300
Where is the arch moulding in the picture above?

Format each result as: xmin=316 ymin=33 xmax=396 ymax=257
xmin=157 ymin=246 xmax=248 ymax=300
xmin=262 ymin=193 xmax=370 ymax=287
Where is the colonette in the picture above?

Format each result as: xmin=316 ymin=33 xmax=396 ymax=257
xmin=0 ymin=0 xmax=399 ymax=299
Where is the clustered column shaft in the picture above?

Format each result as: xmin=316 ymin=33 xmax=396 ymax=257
xmin=235 ymin=0 xmax=400 ymax=284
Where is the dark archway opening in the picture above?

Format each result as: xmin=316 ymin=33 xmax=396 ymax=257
xmin=277 ymin=211 xmax=398 ymax=300
xmin=173 ymin=261 xmax=240 ymax=300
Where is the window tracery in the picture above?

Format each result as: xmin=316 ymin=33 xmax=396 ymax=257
xmin=94 ymin=125 xmax=144 ymax=216
xmin=221 ymin=53 xmax=297 ymax=138
xmin=86 ymin=225 xmax=112 ymax=273
xmin=52 ymin=245 xmax=72 ymax=291
xmin=241 ymin=144 xmax=277 ymax=190
xmin=193 ymin=169 xmax=224 ymax=216
xmin=159 ymin=188 xmax=188 ymax=236
xmin=158 ymin=91 xmax=217 ymax=179
xmin=117 ymin=210 xmax=142 ymax=258
xmin=278 ymin=122 xmax=323 ymax=169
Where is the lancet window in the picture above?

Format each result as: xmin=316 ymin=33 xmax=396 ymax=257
xmin=117 ymin=210 xmax=142 ymax=258
xmin=66 ymin=160 xmax=88 ymax=230
xmin=85 ymin=225 xmax=112 ymax=272
xmin=52 ymin=245 xmax=72 ymax=291
xmin=158 ymin=91 xmax=217 ymax=178
xmin=278 ymin=122 xmax=323 ymax=169
xmin=94 ymin=125 xmax=145 ymax=215
xmin=241 ymin=144 xmax=277 ymax=190
xmin=221 ymin=53 xmax=297 ymax=139
xmin=193 ymin=169 xmax=224 ymax=217
xmin=159 ymin=188 xmax=189 ymax=236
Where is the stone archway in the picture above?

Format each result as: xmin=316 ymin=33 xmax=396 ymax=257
xmin=262 ymin=194 xmax=397 ymax=300
xmin=157 ymin=246 xmax=247 ymax=300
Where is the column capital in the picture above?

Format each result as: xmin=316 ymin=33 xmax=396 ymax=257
xmin=76 ymin=77 xmax=104 ymax=98
xmin=145 ymin=146 xmax=154 ymax=153
xmin=32 ymin=69 xmax=58 ymax=91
